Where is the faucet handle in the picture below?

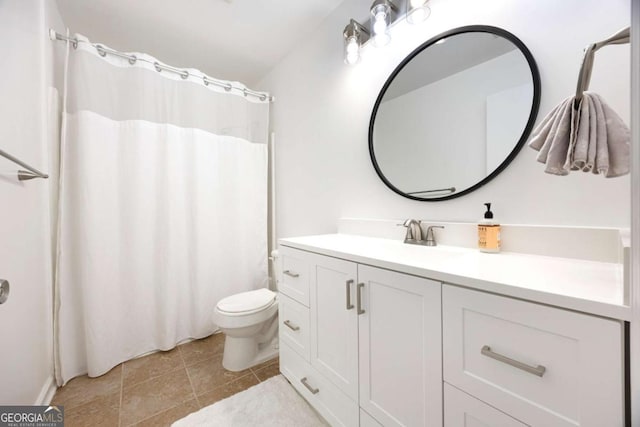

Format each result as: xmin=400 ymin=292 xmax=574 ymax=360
xmin=425 ymin=225 xmax=444 ymax=246
xmin=397 ymin=220 xmax=413 ymax=242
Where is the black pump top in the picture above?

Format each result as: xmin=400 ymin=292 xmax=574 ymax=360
xmin=484 ymin=203 xmax=494 ymax=219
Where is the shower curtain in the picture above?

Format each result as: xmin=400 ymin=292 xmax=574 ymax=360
xmin=55 ymin=35 xmax=269 ymax=384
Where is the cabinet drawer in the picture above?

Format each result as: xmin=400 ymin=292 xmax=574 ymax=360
xmin=279 ymin=246 xmax=310 ymax=306
xmin=443 ymin=285 xmax=624 ymax=427
xmin=280 ymin=343 xmax=358 ymax=427
xmin=444 ymin=383 xmax=527 ymax=427
xmin=279 ymin=293 xmax=310 ymax=361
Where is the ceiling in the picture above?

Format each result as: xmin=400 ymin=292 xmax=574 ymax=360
xmin=55 ymin=0 xmax=346 ymax=86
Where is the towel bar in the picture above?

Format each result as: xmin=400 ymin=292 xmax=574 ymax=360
xmin=575 ymin=27 xmax=630 ymax=102
xmin=0 ymin=148 xmax=48 ymax=181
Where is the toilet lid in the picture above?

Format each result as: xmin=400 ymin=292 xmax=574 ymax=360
xmin=217 ymin=288 xmax=276 ymax=314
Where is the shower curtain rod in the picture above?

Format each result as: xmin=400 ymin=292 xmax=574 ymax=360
xmin=49 ymin=30 xmax=274 ymax=103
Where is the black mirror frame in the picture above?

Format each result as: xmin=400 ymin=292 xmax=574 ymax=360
xmin=368 ymin=25 xmax=541 ymax=201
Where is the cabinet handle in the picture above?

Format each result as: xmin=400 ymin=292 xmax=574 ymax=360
xmin=346 ymin=279 xmax=354 ymax=310
xmin=300 ymin=377 xmax=319 ymax=394
xmin=283 ymin=270 xmax=299 ymax=278
xmin=284 ymin=320 xmax=300 ymax=331
xmin=481 ymin=345 xmax=546 ymax=377
xmin=357 ymin=283 xmax=365 ymax=315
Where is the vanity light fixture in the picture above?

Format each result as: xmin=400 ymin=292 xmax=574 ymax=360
xmin=343 ymin=19 xmax=370 ymax=65
xmin=406 ymin=0 xmax=431 ymax=24
xmin=370 ymin=0 xmax=397 ymax=47
xmin=344 ymin=0 xmax=432 ymax=65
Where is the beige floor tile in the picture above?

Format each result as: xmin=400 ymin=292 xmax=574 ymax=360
xmin=123 ymin=348 xmax=183 ymax=389
xmin=131 ymin=399 xmax=199 ymax=427
xmin=253 ymin=362 xmax=280 ymax=382
xmin=196 ymin=373 xmax=260 ymax=408
xmin=178 ymin=333 xmax=225 ymax=366
xmin=51 ymin=364 xmax=122 ymax=411
xmin=251 ymin=355 xmax=279 ymax=371
xmin=63 ymin=391 xmax=120 ymax=427
xmin=120 ymin=368 xmax=194 ymax=426
xmin=186 ymin=353 xmax=251 ymax=396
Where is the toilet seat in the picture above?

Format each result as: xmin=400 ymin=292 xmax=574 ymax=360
xmin=217 ymin=288 xmax=276 ymax=316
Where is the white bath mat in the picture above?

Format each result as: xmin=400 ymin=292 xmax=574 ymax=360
xmin=172 ymin=375 xmax=327 ymax=427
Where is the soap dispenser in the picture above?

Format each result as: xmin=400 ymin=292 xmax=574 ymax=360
xmin=478 ymin=203 xmax=501 ymax=253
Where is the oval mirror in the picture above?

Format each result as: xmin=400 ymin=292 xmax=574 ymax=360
xmin=369 ymin=25 xmax=541 ymax=201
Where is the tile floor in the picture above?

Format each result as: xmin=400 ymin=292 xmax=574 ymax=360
xmin=51 ymin=333 xmax=280 ymax=427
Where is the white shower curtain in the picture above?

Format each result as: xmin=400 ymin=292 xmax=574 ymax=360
xmin=55 ymin=35 xmax=269 ymax=384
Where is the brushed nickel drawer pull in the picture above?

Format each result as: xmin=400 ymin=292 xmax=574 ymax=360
xmin=283 ymin=270 xmax=299 ymax=278
xmin=284 ymin=320 xmax=300 ymax=331
xmin=300 ymin=377 xmax=319 ymax=394
xmin=357 ymin=283 xmax=365 ymax=315
xmin=346 ymin=279 xmax=354 ymax=310
xmin=481 ymin=345 xmax=546 ymax=377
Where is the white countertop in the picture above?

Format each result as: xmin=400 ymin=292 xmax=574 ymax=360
xmin=279 ymin=234 xmax=630 ymax=321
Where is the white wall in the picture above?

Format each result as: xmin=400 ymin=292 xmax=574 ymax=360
xmin=0 ymin=0 xmax=64 ymax=404
xmin=258 ymin=0 xmax=631 ymax=239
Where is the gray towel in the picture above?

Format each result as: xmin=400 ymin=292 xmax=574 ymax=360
xmin=528 ymin=92 xmax=629 ymax=177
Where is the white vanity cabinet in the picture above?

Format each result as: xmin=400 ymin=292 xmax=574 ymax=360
xmin=278 ymin=245 xmax=443 ymax=427
xmin=278 ymin=236 xmax=626 ymax=427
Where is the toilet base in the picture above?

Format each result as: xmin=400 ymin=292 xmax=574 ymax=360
xmin=222 ymin=335 xmax=279 ymax=372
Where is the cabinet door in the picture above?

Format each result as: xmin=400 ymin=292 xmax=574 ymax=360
xmin=358 ymin=265 xmax=443 ymax=427
xmin=309 ymin=254 xmax=359 ymax=400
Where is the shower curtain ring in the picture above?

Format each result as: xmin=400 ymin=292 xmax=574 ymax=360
xmin=154 ymin=62 xmax=162 ymax=72
xmin=96 ymin=45 xmax=107 ymax=57
xmin=181 ymin=71 xmax=189 ymax=80
xmin=128 ymin=55 xmax=137 ymax=65
xmin=72 ymin=38 xmax=78 ymax=49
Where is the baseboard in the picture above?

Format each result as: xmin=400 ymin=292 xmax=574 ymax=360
xmin=34 ymin=375 xmax=57 ymax=406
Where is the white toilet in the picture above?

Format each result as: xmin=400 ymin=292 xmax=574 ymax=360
xmin=214 ymin=287 xmax=279 ymax=371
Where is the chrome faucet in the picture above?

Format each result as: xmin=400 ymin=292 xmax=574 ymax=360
xmin=424 ymin=225 xmax=445 ymax=246
xmin=399 ymin=219 xmax=423 ymax=244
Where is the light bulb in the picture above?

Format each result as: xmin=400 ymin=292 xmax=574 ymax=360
xmin=407 ymin=5 xmax=430 ymax=24
xmin=407 ymin=0 xmax=430 ymax=25
xmin=346 ymin=37 xmax=359 ymax=54
xmin=373 ymin=11 xmax=387 ymax=35
xmin=344 ymin=34 xmax=361 ymax=65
